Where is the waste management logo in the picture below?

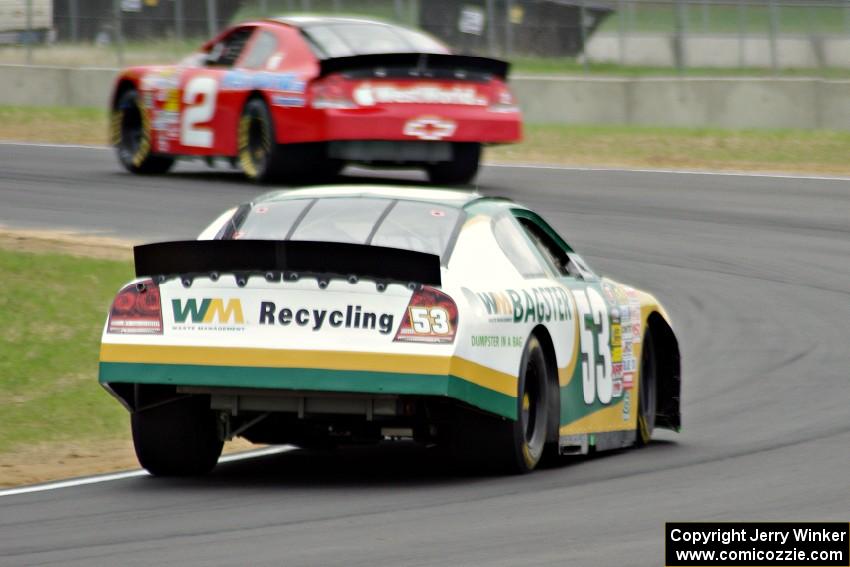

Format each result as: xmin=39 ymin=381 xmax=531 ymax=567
xmin=171 ymin=298 xmax=245 ymax=331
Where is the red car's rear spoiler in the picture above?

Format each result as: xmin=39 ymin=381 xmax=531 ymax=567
xmin=133 ymin=240 xmax=442 ymax=287
xmin=318 ymin=52 xmax=510 ymax=80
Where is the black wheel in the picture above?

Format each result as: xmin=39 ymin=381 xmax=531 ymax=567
xmin=238 ymin=97 xmax=278 ymax=182
xmin=131 ymin=396 xmax=223 ymax=476
xmin=452 ymin=334 xmax=549 ymax=474
xmin=426 ymin=143 xmax=481 ymax=185
xmin=635 ymin=330 xmax=657 ymax=447
xmin=113 ymin=89 xmax=174 ymax=175
xmin=239 ymin=98 xmax=338 ymax=184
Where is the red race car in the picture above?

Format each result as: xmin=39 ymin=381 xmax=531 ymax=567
xmin=111 ymin=16 xmax=522 ymax=184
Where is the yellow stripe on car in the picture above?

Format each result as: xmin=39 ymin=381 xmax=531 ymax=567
xmin=100 ymin=343 xmax=518 ymax=398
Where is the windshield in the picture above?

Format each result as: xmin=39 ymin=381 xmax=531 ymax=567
xmin=303 ymin=22 xmax=449 ymax=58
xmin=221 ymin=198 xmax=462 ymax=259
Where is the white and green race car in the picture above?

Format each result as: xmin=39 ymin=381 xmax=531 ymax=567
xmin=100 ymin=185 xmax=681 ymax=475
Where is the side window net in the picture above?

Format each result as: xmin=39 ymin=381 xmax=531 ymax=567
xmin=206 ymin=27 xmax=254 ymax=67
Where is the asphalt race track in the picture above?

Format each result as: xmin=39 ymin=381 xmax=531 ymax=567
xmin=1 ymin=144 xmax=849 ymax=566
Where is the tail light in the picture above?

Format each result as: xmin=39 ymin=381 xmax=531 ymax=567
xmin=489 ymin=81 xmax=519 ymax=113
xmin=107 ymin=279 xmax=163 ymax=334
xmin=310 ymin=74 xmax=356 ymax=109
xmin=394 ymin=286 xmax=458 ymax=344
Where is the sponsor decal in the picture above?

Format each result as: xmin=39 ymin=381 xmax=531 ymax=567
xmin=171 ymin=298 xmax=245 ymax=331
xmin=622 ymin=390 xmax=631 ymax=421
xmin=470 ymin=334 xmax=524 ymax=348
xmin=477 ymin=286 xmax=574 ymax=324
xmin=140 ymin=69 xmax=179 ymax=91
xmin=458 ymin=6 xmax=486 ymax=35
xmin=221 ymin=71 xmax=305 ymax=93
xmin=403 ymin=116 xmax=457 ymax=141
xmin=271 ymin=94 xmax=306 ymax=107
xmin=353 ymin=82 xmax=487 ymax=107
xmin=612 ymin=378 xmax=623 ymax=398
xmin=152 ymin=110 xmax=179 ymax=131
xmin=259 ymin=302 xmax=394 ymax=335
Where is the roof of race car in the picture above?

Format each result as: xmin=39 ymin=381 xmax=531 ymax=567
xmin=255 ymin=185 xmax=513 ymax=209
xmin=271 ymin=15 xmax=400 ymax=28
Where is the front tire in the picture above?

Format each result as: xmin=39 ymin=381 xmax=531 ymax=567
xmin=426 ymin=143 xmax=481 ymax=185
xmin=452 ymin=335 xmax=549 ymax=473
xmin=131 ymin=396 xmax=223 ymax=476
xmin=113 ymin=89 xmax=174 ymax=175
xmin=635 ymin=330 xmax=657 ymax=446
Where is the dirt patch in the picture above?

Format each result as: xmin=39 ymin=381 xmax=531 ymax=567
xmin=0 ymin=438 xmax=260 ymax=488
xmin=0 ymin=227 xmax=136 ymax=261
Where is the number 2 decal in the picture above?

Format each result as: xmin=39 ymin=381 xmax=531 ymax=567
xmin=181 ymin=76 xmax=217 ymax=148
xmin=575 ymin=287 xmax=613 ymax=405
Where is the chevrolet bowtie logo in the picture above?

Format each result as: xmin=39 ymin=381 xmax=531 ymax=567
xmin=403 ymin=117 xmax=457 ymax=141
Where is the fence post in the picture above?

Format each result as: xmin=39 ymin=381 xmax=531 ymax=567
xmin=579 ymin=0 xmax=589 ymax=72
xmin=70 ymin=0 xmax=79 ymax=43
xmin=175 ymin=0 xmax=184 ymax=43
xmin=25 ymin=0 xmax=33 ymax=64
xmin=485 ymin=0 xmax=498 ymax=56
xmin=768 ymin=0 xmax=779 ymax=74
xmin=394 ymin=0 xmax=404 ymax=21
xmin=505 ymin=0 xmax=514 ymax=57
xmin=301 ymin=0 xmax=312 ymax=11
xmin=737 ymin=0 xmax=746 ymax=68
xmin=113 ymin=0 xmax=124 ymax=66
xmin=617 ymin=0 xmax=626 ymax=66
xmin=673 ymin=0 xmax=687 ymax=73
xmin=207 ymin=0 xmax=218 ymax=38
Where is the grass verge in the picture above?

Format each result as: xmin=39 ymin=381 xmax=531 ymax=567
xmin=3 ymin=105 xmax=849 ymax=175
xmin=0 ymin=236 xmax=261 ymax=487
xmin=0 ymin=246 xmax=133 ymax=484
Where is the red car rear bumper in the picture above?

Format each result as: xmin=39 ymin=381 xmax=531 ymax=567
xmin=274 ymin=105 xmax=522 ymax=145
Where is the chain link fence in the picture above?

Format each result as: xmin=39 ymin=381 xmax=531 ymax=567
xmin=0 ymin=0 xmax=848 ymax=73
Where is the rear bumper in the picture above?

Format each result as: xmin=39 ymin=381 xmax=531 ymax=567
xmin=99 ymin=344 xmax=518 ymax=419
xmin=274 ymin=105 xmax=522 ymax=144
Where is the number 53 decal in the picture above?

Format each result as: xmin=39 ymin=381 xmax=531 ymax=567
xmin=181 ymin=76 xmax=218 ymax=148
xmin=574 ymin=288 xmax=613 ymax=405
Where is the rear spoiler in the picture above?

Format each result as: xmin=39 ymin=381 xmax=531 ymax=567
xmin=133 ymin=240 xmax=441 ymax=287
xmin=317 ymin=52 xmax=510 ymax=80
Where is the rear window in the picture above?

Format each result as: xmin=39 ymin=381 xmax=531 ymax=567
xmin=303 ymin=23 xmax=448 ymax=57
xmin=223 ymin=198 xmax=462 ymax=259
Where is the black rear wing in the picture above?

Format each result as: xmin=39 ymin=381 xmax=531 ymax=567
xmin=134 ymin=240 xmax=442 ymax=287
xmin=317 ymin=52 xmax=510 ymax=80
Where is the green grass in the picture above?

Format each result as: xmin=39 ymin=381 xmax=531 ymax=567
xmin=0 ymin=249 xmax=133 ymax=453
xmin=1 ymin=104 xmax=849 ymax=175
xmin=489 ymin=124 xmax=850 ymax=174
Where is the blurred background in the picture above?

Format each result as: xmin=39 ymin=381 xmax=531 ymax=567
xmin=1 ymin=0 xmax=848 ymax=75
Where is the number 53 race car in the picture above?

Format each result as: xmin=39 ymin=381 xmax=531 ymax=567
xmin=99 ymin=185 xmax=681 ymax=476
xmin=111 ymin=16 xmax=521 ymax=185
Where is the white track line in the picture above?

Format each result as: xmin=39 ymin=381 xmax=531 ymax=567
xmin=0 ymin=141 xmax=109 ymax=151
xmin=0 ymin=446 xmax=295 ymax=498
xmin=2 ymin=141 xmax=848 ymax=182
xmin=484 ymin=162 xmax=850 ymax=182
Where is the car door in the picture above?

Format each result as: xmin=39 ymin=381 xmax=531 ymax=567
xmin=174 ymin=25 xmax=257 ymax=156
xmin=511 ymin=210 xmax=639 ymax=434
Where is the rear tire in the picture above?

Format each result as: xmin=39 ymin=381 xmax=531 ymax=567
xmin=239 ymin=98 xmax=339 ymax=184
xmin=131 ymin=396 xmax=223 ymax=476
xmin=426 ymin=143 xmax=481 ymax=185
xmin=635 ymin=330 xmax=657 ymax=447
xmin=452 ymin=335 xmax=549 ymax=474
xmin=113 ymin=89 xmax=174 ymax=175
